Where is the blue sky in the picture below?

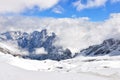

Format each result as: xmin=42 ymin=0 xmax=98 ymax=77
xmin=20 ymin=0 xmax=120 ymax=21
xmin=0 ymin=0 xmax=120 ymax=21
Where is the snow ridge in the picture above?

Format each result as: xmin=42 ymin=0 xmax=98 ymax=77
xmin=80 ymin=38 xmax=120 ymax=56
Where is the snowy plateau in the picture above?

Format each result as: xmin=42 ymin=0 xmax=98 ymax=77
xmin=1 ymin=30 xmax=120 ymax=80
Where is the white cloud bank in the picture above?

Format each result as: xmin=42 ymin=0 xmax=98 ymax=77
xmin=0 ymin=0 xmax=59 ymax=13
xmin=0 ymin=13 xmax=120 ymax=53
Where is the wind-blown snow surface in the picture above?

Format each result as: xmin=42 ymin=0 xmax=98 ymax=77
xmin=1 ymin=52 xmax=120 ymax=80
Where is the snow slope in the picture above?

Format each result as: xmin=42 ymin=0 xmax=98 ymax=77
xmin=0 ymin=57 xmax=112 ymax=80
xmin=1 ymin=52 xmax=120 ymax=80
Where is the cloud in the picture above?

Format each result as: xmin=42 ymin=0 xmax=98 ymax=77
xmin=73 ymin=0 xmax=107 ymax=11
xmin=52 ymin=5 xmax=64 ymax=14
xmin=111 ymin=0 xmax=120 ymax=3
xmin=0 ymin=0 xmax=60 ymax=13
xmin=35 ymin=47 xmax=47 ymax=55
xmin=0 ymin=13 xmax=120 ymax=53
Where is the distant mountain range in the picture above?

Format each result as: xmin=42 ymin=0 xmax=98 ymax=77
xmin=0 ymin=29 xmax=120 ymax=61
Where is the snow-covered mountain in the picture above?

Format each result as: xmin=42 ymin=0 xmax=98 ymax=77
xmin=0 ymin=29 xmax=72 ymax=61
xmin=80 ymin=38 xmax=120 ymax=56
xmin=1 ymin=29 xmax=120 ymax=61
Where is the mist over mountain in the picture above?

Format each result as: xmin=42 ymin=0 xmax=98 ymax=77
xmin=1 ymin=29 xmax=120 ymax=61
xmin=0 ymin=13 xmax=120 ymax=54
xmin=0 ymin=13 xmax=120 ymax=60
